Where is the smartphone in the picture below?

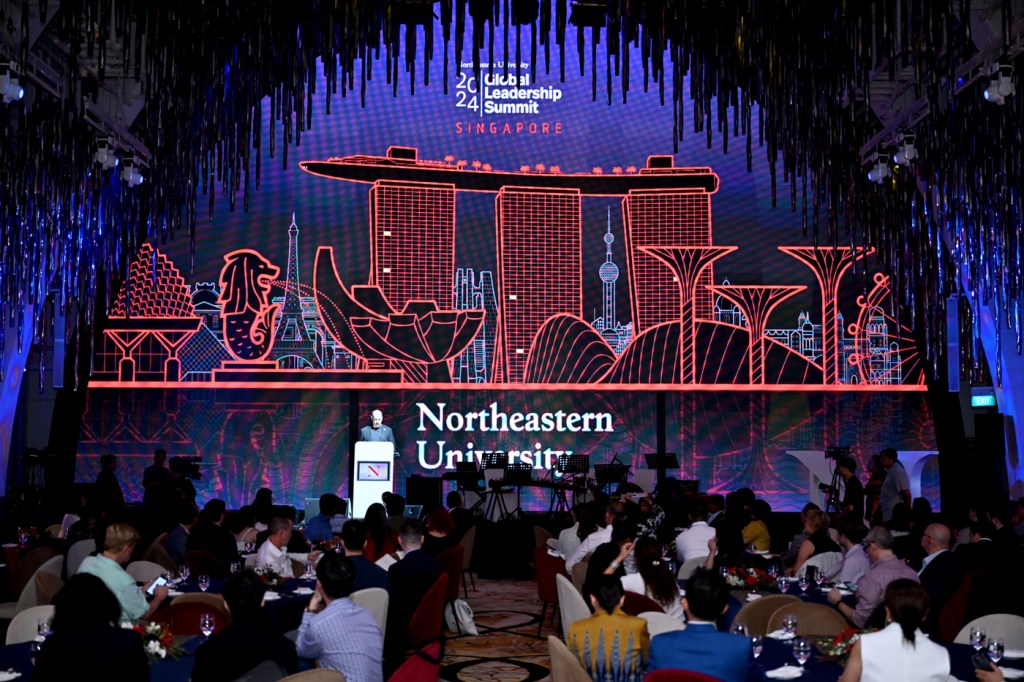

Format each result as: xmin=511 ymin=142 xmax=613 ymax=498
xmin=146 ymin=576 xmax=168 ymax=595
xmin=844 ymin=582 xmax=858 ymax=592
xmin=972 ymin=653 xmax=994 ymax=671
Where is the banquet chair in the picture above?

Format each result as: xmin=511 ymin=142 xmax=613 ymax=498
xmin=0 ymin=554 xmax=64 ymax=619
xmin=622 ymin=591 xmax=665 ymax=616
xmin=127 ymin=559 xmax=168 ymax=582
xmin=766 ymin=602 xmax=848 ymax=637
xmin=436 ymin=546 xmax=464 ymax=633
xmin=571 ymin=559 xmax=589 ymax=596
xmin=534 ymin=545 xmax=565 ymax=636
xmin=547 ymin=634 xmax=593 ymax=682
xmin=459 ymin=526 xmax=477 ymax=599
xmin=555 ymin=573 xmax=591 ymax=641
xmin=677 ymin=556 xmax=708 ymax=581
xmin=231 ymin=659 xmax=288 ymax=682
xmin=6 ymin=604 xmax=56 ymax=644
xmin=350 ymin=587 xmax=389 ymax=636
xmin=534 ymin=525 xmax=553 ymax=548
xmin=279 ymin=670 xmax=346 ymax=681
xmin=408 ymin=573 xmax=448 ymax=648
xmin=34 ymin=570 xmax=64 ymax=606
xmin=143 ymin=534 xmax=178 ymax=573
xmin=730 ymin=594 xmax=799 ymax=636
xmin=387 ymin=640 xmax=442 ymax=682
xmin=644 ymin=669 xmax=721 ymax=681
xmin=44 ymin=523 xmax=63 ymax=539
xmin=66 ymin=538 xmax=96 ymax=576
xmin=955 ymin=614 xmax=1024 ymax=648
xmin=639 ymin=611 xmax=686 ymax=637
xmin=796 ymin=551 xmax=843 ymax=579
xmin=8 ymin=546 xmax=57 ymax=598
xmin=151 ymin=599 xmax=231 ymax=635
xmin=172 ymin=592 xmax=231 ymax=614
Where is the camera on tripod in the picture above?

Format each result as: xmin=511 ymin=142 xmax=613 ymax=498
xmin=170 ymin=456 xmax=203 ymax=480
xmin=818 ymin=482 xmax=838 ymax=494
xmin=824 ymin=445 xmax=850 ymax=460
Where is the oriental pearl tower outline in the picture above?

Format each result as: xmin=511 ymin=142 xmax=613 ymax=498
xmin=595 ymin=207 xmax=632 ymax=354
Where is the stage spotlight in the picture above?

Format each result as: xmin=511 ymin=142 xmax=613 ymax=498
xmin=0 ymin=62 xmax=25 ymax=103
xmin=983 ymin=64 xmax=1016 ymax=105
xmin=892 ymin=132 xmax=918 ymax=165
xmin=93 ymin=137 xmax=120 ymax=170
xmin=121 ymin=155 xmax=144 ymax=187
xmin=867 ymin=157 xmax=890 ymax=184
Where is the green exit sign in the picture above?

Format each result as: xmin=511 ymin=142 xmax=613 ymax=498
xmin=971 ymin=394 xmax=996 ymax=408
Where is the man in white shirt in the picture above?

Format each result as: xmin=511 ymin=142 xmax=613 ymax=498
xmin=824 ymin=517 xmax=870 ymax=584
xmin=565 ymin=502 xmax=624 ymax=574
xmin=675 ymin=499 xmax=716 ymax=563
xmin=256 ymin=516 xmax=321 ymax=577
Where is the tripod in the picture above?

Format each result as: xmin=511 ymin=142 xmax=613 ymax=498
xmin=822 ymin=446 xmax=850 ymax=515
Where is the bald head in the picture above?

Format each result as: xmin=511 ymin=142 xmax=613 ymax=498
xmin=922 ymin=523 xmax=951 ymax=555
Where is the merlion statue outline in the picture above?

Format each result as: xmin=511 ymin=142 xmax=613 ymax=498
xmin=218 ymin=249 xmax=281 ymax=362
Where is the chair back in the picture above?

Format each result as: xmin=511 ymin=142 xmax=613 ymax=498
xmin=172 ymin=592 xmax=231 ymax=613
xmin=437 ymin=546 xmax=464 ymax=602
xmin=458 ymin=526 xmax=476 ymax=571
xmin=127 ymin=560 xmax=167 ymax=582
xmin=731 ymin=594 xmax=799 ymax=636
xmin=237 ymin=527 xmax=260 ymax=545
xmin=955 ymin=614 xmax=1024 ymax=648
xmin=534 ymin=525 xmax=553 ymax=548
xmin=143 ymin=535 xmax=178 ymax=573
xmin=644 ymin=669 xmax=721 ymax=681
xmin=183 ymin=549 xmax=229 ymax=577
xmin=797 ymin=551 xmax=843 ymax=579
xmin=639 ymin=611 xmax=686 ymax=637
xmin=34 ymin=571 xmax=64 ymax=606
xmin=6 ymin=604 xmax=56 ymax=644
xmin=350 ymin=587 xmax=389 ymax=635
xmin=279 ymin=670 xmax=346 ymax=682
xmin=547 ymin=634 xmax=594 ymax=682
xmin=622 ymin=591 xmax=664 ymax=616
xmin=555 ymin=573 xmax=591 ymax=640
xmin=408 ymin=573 xmax=448 ymax=648
xmin=231 ymin=659 xmax=288 ymax=682
xmin=10 ymin=546 xmax=57 ymax=598
xmin=44 ymin=523 xmax=63 ymax=539
xmin=534 ymin=546 xmax=564 ymax=604
xmin=677 ymin=556 xmax=708 ymax=581
xmin=66 ymin=538 xmax=96 ymax=576
xmin=386 ymin=640 xmax=442 ymax=682
xmin=151 ymin=599 xmax=231 ymax=635
xmin=766 ymin=602 xmax=849 ymax=637
xmin=571 ymin=559 xmax=589 ymax=596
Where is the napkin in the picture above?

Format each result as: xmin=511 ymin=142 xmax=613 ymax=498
xmin=745 ymin=593 xmax=763 ymax=602
xmin=836 ymin=588 xmax=853 ymax=596
xmin=767 ymin=630 xmax=796 ymax=640
xmin=0 ymin=672 xmax=23 ymax=681
xmin=1004 ymin=649 xmax=1024 ymax=660
xmin=293 ymin=587 xmax=314 ymax=595
xmin=1000 ymin=669 xmax=1024 ymax=680
xmin=765 ymin=666 xmax=803 ymax=679
xmin=262 ymin=591 xmax=281 ymax=601
xmin=167 ymin=589 xmax=185 ymax=597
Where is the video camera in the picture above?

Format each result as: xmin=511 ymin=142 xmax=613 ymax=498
xmin=170 ymin=456 xmax=203 ymax=480
xmin=824 ymin=445 xmax=850 ymax=460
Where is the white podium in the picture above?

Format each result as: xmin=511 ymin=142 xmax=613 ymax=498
xmin=353 ymin=442 xmax=395 ymax=519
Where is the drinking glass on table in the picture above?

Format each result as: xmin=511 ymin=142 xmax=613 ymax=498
xmin=37 ymin=617 xmax=53 ymax=639
xmin=197 ymin=573 xmax=210 ymax=592
xmin=732 ymin=622 xmax=748 ymax=636
xmin=303 ymin=562 xmax=315 ymax=579
xmin=782 ymin=614 xmax=798 ymax=636
xmin=988 ymin=638 xmax=1004 ymax=664
xmin=797 ymin=575 xmax=809 ymax=593
xmin=751 ymin=635 xmax=764 ymax=659
xmin=777 ymin=577 xmax=790 ymax=593
xmin=814 ymin=569 xmax=826 ymax=588
xmin=231 ymin=560 xmax=241 ymax=574
xmin=199 ymin=613 xmax=216 ymax=638
xmin=970 ymin=626 xmax=987 ymax=652
xmin=767 ymin=562 xmax=779 ymax=579
xmin=179 ymin=564 xmax=191 ymax=581
xmin=793 ymin=638 xmax=811 ymax=667
xmin=244 ymin=541 xmax=256 ymax=554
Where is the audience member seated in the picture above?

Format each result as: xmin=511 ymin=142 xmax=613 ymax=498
xmin=621 ymin=537 xmax=684 ymax=619
xmin=33 ymin=573 xmax=150 ymax=681
xmin=782 ymin=503 xmax=821 ymax=569
xmin=447 ymin=491 xmax=475 ymax=540
xmin=341 ymin=519 xmax=390 ymax=592
xmin=742 ymin=499 xmax=772 ymax=552
xmin=917 ymin=522 xmax=962 ymax=635
xmin=824 ymin=517 xmax=870 ymax=585
xmin=385 ymin=519 xmax=440 ymax=657
xmin=305 ymin=493 xmax=342 ymax=543
xmin=255 ymin=516 xmax=321 ymax=577
xmin=165 ymin=503 xmax=199 ymax=567
xmin=383 ymin=492 xmax=411 ymax=532
xmin=583 ymin=520 xmax=636 ymax=605
xmin=838 ymin=579 xmax=949 ymax=682
xmin=297 ymin=552 xmax=384 ymax=682
xmin=827 ymin=526 xmax=919 ymax=628
xmin=364 ymin=502 xmax=400 ymax=562
xmin=186 ymin=499 xmax=240 ymax=569
xmin=422 ymin=507 xmax=459 ymax=556
xmin=631 ymin=488 xmax=666 ymax=541
xmin=191 ymin=569 xmax=299 ymax=681
xmin=559 ymin=502 xmax=598 ymax=560
xmin=789 ymin=508 xmax=841 ymax=577
xmin=707 ymin=494 xmax=726 ymax=528
xmin=568 ymin=575 xmax=649 ymax=682
xmin=953 ymin=520 xmax=999 ymax=574
xmin=648 ymin=568 xmax=760 ymax=682
xmin=888 ymin=502 xmax=923 ymax=567
xmin=566 ymin=501 xmax=625 ymax=574
xmin=79 ymin=522 xmax=168 ymax=621
xmin=675 ymin=498 xmax=716 ymax=563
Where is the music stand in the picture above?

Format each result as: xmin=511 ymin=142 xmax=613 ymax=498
xmin=556 ymin=454 xmax=590 ymax=475
xmin=503 ymin=462 xmax=533 ymax=519
xmin=481 ymin=452 xmax=509 ymax=469
xmin=594 ymin=460 xmax=629 ymax=496
xmin=644 ymin=452 xmax=679 ymax=489
xmin=482 ymin=452 xmax=509 ymax=520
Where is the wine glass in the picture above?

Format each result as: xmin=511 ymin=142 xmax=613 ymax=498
xmin=199 ymin=613 xmax=215 ymax=638
xmin=797 ymin=575 xmax=809 ymax=593
xmin=987 ymin=637 xmax=1004 ymax=664
xmin=179 ymin=564 xmax=191 ymax=581
xmin=29 ymin=640 xmax=42 ymax=665
xmin=37 ymin=618 xmax=53 ymax=639
xmin=719 ymin=565 xmax=729 ymax=578
xmin=751 ymin=635 xmax=764 ymax=659
xmin=732 ymin=622 xmax=748 ymax=636
xmin=777 ymin=577 xmax=790 ymax=593
xmin=793 ymin=638 xmax=811 ymax=667
xmin=244 ymin=541 xmax=255 ymax=554
xmin=767 ymin=562 xmax=779 ymax=579
xmin=782 ymin=614 xmax=798 ymax=637
xmin=814 ymin=570 xmax=826 ymax=588
xmin=197 ymin=574 xmax=210 ymax=592
xmin=230 ymin=561 xmax=241 ymax=574
xmin=17 ymin=527 xmax=29 ymax=544
xmin=303 ymin=562 xmax=315 ymax=579
xmin=970 ymin=626 xmax=987 ymax=652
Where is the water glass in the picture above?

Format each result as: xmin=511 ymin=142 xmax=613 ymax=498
xmin=751 ymin=635 xmax=764 ymax=659
xmin=17 ymin=527 xmax=30 ymax=544
xmin=198 ymin=574 xmax=210 ymax=592
xmin=732 ymin=622 xmax=748 ymax=636
xmin=29 ymin=640 xmax=41 ymax=665
xmin=230 ymin=561 xmax=241 ymax=574
xmin=244 ymin=541 xmax=256 ymax=554
xmin=199 ymin=613 xmax=215 ymax=638
xmin=987 ymin=638 xmax=1004 ymax=664
xmin=303 ymin=562 xmax=314 ymax=579
xmin=970 ymin=626 xmax=987 ymax=652
xmin=777 ymin=577 xmax=790 ymax=593
xmin=814 ymin=570 xmax=826 ymax=588
xmin=782 ymin=614 xmax=798 ymax=636
xmin=719 ymin=565 xmax=729 ymax=578
xmin=797 ymin=575 xmax=810 ymax=593
xmin=37 ymin=618 xmax=53 ymax=639
xmin=767 ymin=562 xmax=779 ymax=579
xmin=793 ymin=638 xmax=811 ymax=667
xmin=179 ymin=564 xmax=191 ymax=581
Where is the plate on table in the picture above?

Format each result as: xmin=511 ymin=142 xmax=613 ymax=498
xmin=293 ymin=587 xmax=314 ymax=595
xmin=262 ymin=591 xmax=281 ymax=601
xmin=745 ymin=593 xmax=763 ymax=602
xmin=765 ymin=666 xmax=804 ymax=679
xmin=767 ymin=630 xmax=796 ymax=641
xmin=1000 ymin=669 xmax=1024 ymax=680
xmin=1004 ymin=649 xmax=1024 ymax=660
xmin=167 ymin=589 xmax=185 ymax=597
xmin=0 ymin=671 xmax=23 ymax=681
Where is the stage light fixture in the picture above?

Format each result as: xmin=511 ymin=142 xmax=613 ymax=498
xmin=866 ymin=154 xmax=890 ymax=184
xmin=121 ymin=155 xmax=144 ymax=187
xmin=892 ymin=132 xmax=919 ymax=165
xmin=0 ymin=62 xmax=25 ymax=103
xmin=983 ymin=64 xmax=1016 ymax=105
xmin=93 ymin=137 xmax=120 ymax=170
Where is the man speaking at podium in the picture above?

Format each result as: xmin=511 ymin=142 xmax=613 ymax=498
xmin=359 ymin=410 xmax=396 ymax=450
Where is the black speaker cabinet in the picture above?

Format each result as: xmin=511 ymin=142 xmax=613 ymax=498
xmin=405 ymin=475 xmax=443 ymax=509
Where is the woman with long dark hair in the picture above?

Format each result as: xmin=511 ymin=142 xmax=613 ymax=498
xmin=363 ymin=502 xmax=398 ymax=561
xmin=620 ymin=537 xmax=683 ymax=619
xmin=559 ymin=503 xmax=597 ymax=559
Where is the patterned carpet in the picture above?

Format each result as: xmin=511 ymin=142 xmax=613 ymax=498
xmin=441 ymin=578 xmax=556 ymax=682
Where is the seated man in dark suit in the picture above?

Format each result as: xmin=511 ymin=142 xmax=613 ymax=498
xmin=447 ymin=490 xmax=475 ymax=540
xmin=191 ymin=569 xmax=299 ymax=682
xmin=341 ymin=519 xmax=390 ymax=592
xmin=186 ymin=498 xmax=239 ymax=572
xmin=954 ymin=520 xmax=1000 ymax=574
xmin=385 ymin=519 xmax=440 ymax=657
xmin=648 ymin=568 xmax=764 ymax=682
xmin=918 ymin=522 xmax=962 ymax=634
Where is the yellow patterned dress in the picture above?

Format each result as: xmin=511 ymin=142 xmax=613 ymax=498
xmin=567 ymin=608 xmax=649 ymax=682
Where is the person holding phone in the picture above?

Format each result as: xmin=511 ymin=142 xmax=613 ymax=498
xmin=79 ymin=522 xmax=168 ymax=621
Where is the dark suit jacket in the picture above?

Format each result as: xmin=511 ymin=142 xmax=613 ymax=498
xmin=351 ymin=554 xmax=391 ymax=593
xmin=919 ymin=550 xmax=963 ymax=634
xmin=648 ymin=623 xmax=764 ymax=682
xmin=359 ymin=424 xmax=395 ymax=445
xmin=954 ymin=539 xmax=999 ymax=575
xmin=386 ymin=548 xmax=440 ymax=653
xmin=191 ymin=623 xmax=298 ymax=682
xmin=34 ymin=626 xmax=150 ymax=682
xmin=186 ymin=521 xmax=239 ymax=568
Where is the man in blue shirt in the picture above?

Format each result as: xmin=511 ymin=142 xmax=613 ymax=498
xmin=648 ymin=568 xmax=764 ymax=681
xmin=305 ymin=494 xmax=342 ymax=543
